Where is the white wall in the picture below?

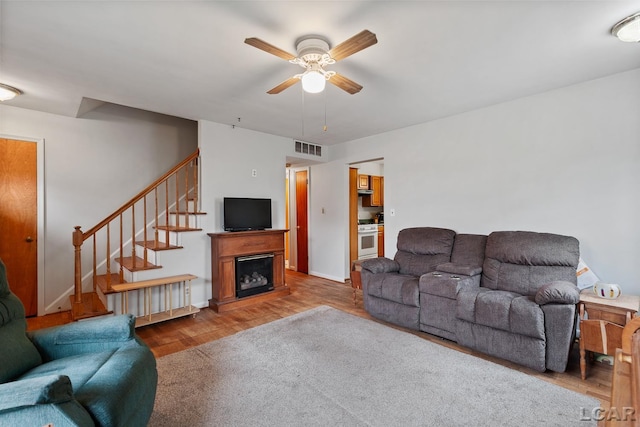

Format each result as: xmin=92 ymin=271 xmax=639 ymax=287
xmin=194 ymin=121 xmax=291 ymax=305
xmin=3 ymin=68 xmax=639 ymax=312
xmin=198 ymin=120 xmax=289 ymax=231
xmin=353 ymin=162 xmax=383 ymax=176
xmin=306 ymin=161 xmax=349 ymax=282
xmin=314 ymin=69 xmax=640 ymax=294
xmin=0 ymin=104 xmax=197 ymax=313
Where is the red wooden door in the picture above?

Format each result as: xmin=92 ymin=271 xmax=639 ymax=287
xmin=0 ymin=138 xmax=38 ymax=316
xmin=295 ymin=170 xmax=308 ymax=274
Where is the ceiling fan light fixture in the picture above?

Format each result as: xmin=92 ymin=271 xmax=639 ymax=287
xmin=612 ymin=12 xmax=640 ymax=42
xmin=301 ymin=70 xmax=326 ymax=94
xmin=0 ymin=83 xmax=22 ymax=101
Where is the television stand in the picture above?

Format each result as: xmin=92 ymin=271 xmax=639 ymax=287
xmin=208 ymin=229 xmax=290 ymax=312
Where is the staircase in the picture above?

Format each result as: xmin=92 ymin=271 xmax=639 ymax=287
xmin=70 ymin=149 xmax=206 ymax=323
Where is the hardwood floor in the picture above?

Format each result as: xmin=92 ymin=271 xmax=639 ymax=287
xmin=27 ymin=270 xmax=613 ymax=409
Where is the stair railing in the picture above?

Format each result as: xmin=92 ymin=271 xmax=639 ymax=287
xmin=71 ymin=149 xmax=200 ymax=317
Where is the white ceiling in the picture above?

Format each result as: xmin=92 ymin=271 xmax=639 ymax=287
xmin=2 ymin=1 xmax=639 ymax=145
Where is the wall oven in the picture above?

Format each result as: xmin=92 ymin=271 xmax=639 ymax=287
xmin=357 ymin=223 xmax=379 ymax=260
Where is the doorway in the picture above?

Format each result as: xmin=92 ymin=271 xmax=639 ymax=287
xmin=0 ymin=137 xmax=42 ymax=316
xmin=348 ymin=159 xmax=384 ymax=270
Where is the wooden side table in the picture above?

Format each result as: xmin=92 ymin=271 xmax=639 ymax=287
xmin=350 ymin=260 xmax=363 ymax=306
xmin=579 ymin=289 xmax=640 ymax=379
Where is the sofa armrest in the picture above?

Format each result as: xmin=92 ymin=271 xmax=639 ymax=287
xmin=420 ymin=272 xmax=480 ymax=300
xmin=361 ymin=257 xmax=399 ymax=274
xmin=28 ymin=314 xmax=136 ymax=361
xmin=0 ymin=375 xmax=72 ymax=411
xmin=0 ymin=375 xmax=95 ymax=426
xmin=435 ymin=262 xmax=482 ymax=277
xmin=535 ymin=281 xmax=580 ymax=305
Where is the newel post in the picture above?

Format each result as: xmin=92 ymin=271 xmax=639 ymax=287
xmin=72 ymin=226 xmax=84 ymax=316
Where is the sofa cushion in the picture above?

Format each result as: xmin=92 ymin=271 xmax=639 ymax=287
xmin=509 ymin=296 xmax=545 ymax=339
xmin=395 ymin=252 xmax=450 ymax=277
xmin=396 ymin=227 xmax=456 ymax=255
xmin=394 ymin=227 xmax=455 ymax=276
xmin=19 ymin=349 xmax=117 ymax=390
xmin=20 ymin=344 xmax=157 ymax=427
xmin=457 ymin=289 xmax=545 ymax=340
xmin=449 ymin=234 xmax=487 ymax=267
xmin=482 ymin=231 xmax=579 ymax=296
xmin=366 ymin=273 xmax=420 ymax=307
xmin=456 ymin=287 xmax=488 ymax=323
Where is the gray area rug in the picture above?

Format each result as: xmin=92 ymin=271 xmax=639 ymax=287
xmin=149 ymin=306 xmax=599 ymax=426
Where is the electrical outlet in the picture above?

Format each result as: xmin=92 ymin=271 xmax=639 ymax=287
xmin=251 ymin=169 xmax=257 ymax=177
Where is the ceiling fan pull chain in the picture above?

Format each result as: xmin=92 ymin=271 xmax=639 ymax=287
xmin=323 ymin=90 xmax=328 ymax=132
xmin=301 ymin=88 xmax=305 ymax=137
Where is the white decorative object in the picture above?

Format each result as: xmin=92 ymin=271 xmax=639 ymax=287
xmin=593 ymin=281 xmax=621 ymax=299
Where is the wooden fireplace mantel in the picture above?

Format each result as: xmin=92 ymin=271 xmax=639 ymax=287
xmin=208 ymin=229 xmax=290 ymax=313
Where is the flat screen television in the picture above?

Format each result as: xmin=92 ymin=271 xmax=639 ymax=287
xmin=223 ymin=197 xmax=272 ymax=231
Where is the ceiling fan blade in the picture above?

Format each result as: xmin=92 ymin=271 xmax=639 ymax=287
xmin=328 ymin=73 xmax=363 ymax=95
xmin=267 ymin=77 xmax=300 ymax=94
xmin=328 ymin=30 xmax=378 ymax=62
xmin=244 ymin=37 xmax=297 ymax=61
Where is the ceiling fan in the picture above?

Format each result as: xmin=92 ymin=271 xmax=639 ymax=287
xmin=245 ymin=30 xmax=377 ymax=95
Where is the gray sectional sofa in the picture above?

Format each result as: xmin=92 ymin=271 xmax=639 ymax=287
xmin=360 ymin=227 xmax=581 ymax=373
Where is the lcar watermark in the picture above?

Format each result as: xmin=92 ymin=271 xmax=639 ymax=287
xmin=581 ymin=407 xmax=636 ymax=422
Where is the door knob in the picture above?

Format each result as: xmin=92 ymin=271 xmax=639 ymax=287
xmin=25 ymin=237 xmax=34 ymax=242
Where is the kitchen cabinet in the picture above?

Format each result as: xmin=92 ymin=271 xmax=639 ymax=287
xmin=363 ymin=175 xmax=383 ymax=207
xmin=357 ymin=174 xmax=370 ymax=190
xmin=378 ymin=225 xmax=384 ymax=257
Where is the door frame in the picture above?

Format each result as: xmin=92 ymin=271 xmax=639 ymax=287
xmin=1 ymin=134 xmax=45 ymax=316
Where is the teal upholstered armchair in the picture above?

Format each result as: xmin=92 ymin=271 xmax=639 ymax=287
xmin=0 ymin=259 xmax=157 ymax=426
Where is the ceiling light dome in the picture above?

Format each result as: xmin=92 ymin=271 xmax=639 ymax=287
xmin=612 ymin=12 xmax=640 ymax=42
xmin=0 ymin=83 xmax=22 ymax=101
xmin=301 ymin=70 xmax=326 ymax=94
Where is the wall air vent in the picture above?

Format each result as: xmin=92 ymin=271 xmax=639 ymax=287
xmin=294 ymin=140 xmax=322 ymax=157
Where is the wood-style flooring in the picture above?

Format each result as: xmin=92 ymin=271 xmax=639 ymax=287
xmin=27 ymin=270 xmax=613 ymax=410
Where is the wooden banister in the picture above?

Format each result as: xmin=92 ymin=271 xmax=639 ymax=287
xmin=71 ymin=149 xmax=200 ymax=319
xmin=82 ymin=149 xmax=199 ymax=240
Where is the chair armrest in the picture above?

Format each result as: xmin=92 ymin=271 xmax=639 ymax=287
xmin=28 ymin=314 xmax=136 ymax=361
xmin=435 ymin=262 xmax=482 ymax=277
xmin=0 ymin=375 xmax=95 ymax=426
xmin=535 ymin=281 xmax=580 ymax=305
xmin=0 ymin=375 xmax=72 ymax=411
xmin=361 ymin=257 xmax=399 ymax=274
xmin=420 ymin=272 xmax=480 ymax=299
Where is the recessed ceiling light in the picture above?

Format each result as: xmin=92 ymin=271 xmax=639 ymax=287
xmin=612 ymin=12 xmax=640 ymax=42
xmin=0 ymin=83 xmax=22 ymax=101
